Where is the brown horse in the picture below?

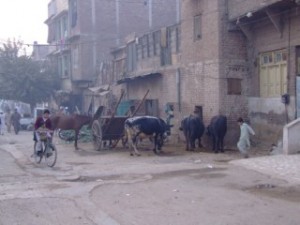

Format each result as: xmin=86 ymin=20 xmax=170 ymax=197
xmin=51 ymin=114 xmax=92 ymax=150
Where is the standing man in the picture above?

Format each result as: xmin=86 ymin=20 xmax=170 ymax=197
xmin=4 ymin=109 xmax=12 ymax=133
xmin=10 ymin=108 xmax=21 ymax=134
xmin=237 ymin=117 xmax=255 ymax=158
xmin=0 ymin=111 xmax=4 ymax=135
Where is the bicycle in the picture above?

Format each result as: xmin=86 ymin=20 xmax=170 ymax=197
xmin=33 ymin=129 xmax=57 ymax=167
xmin=58 ymin=125 xmax=92 ymax=143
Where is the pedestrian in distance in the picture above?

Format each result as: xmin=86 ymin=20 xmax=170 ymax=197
xmin=10 ymin=108 xmax=21 ymax=135
xmin=0 ymin=111 xmax=4 ymax=135
xmin=4 ymin=109 xmax=12 ymax=133
xmin=237 ymin=117 xmax=255 ymax=158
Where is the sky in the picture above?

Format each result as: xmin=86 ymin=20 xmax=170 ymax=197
xmin=0 ymin=0 xmax=49 ymax=45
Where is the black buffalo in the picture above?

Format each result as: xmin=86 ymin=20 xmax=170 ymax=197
xmin=207 ymin=115 xmax=227 ymax=153
xmin=180 ymin=115 xmax=205 ymax=151
xmin=124 ymin=116 xmax=168 ymax=156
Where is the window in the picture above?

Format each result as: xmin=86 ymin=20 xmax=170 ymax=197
xmin=126 ymin=42 xmax=137 ymax=72
xmin=161 ymin=28 xmax=172 ymax=66
xmin=69 ymin=0 xmax=77 ymax=28
xmin=142 ymin=36 xmax=148 ymax=59
xmin=61 ymin=15 xmax=68 ymax=38
xmin=153 ymin=31 xmax=160 ymax=56
xmin=176 ymin=26 xmax=180 ymax=53
xmin=194 ymin=15 xmax=202 ymax=41
xmin=152 ymin=33 xmax=156 ymax=56
xmin=136 ymin=42 xmax=140 ymax=61
xmin=227 ymin=78 xmax=242 ymax=95
xmin=146 ymin=35 xmax=150 ymax=57
xmin=47 ymin=22 xmax=55 ymax=43
xmin=72 ymin=45 xmax=79 ymax=69
xmin=58 ymin=55 xmax=70 ymax=78
xmin=56 ymin=20 xmax=61 ymax=41
xmin=54 ymin=14 xmax=68 ymax=45
xmin=259 ymin=50 xmax=287 ymax=97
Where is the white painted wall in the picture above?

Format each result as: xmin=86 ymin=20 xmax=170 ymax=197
xmin=283 ymin=118 xmax=300 ymax=154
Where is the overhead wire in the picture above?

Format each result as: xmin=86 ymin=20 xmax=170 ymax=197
xmin=0 ymin=3 xmax=298 ymax=49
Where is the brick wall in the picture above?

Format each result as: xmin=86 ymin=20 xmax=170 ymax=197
xmin=180 ymin=0 xmax=224 ymax=143
xmin=218 ymin=0 xmax=250 ymax=145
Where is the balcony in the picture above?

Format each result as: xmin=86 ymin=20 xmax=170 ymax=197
xmin=113 ymin=24 xmax=181 ymax=84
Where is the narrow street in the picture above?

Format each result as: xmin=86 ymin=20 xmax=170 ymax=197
xmin=0 ymin=131 xmax=299 ymax=225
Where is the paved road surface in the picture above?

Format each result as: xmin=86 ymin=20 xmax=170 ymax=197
xmin=0 ymin=131 xmax=299 ymax=225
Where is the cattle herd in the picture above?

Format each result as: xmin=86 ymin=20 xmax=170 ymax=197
xmin=124 ymin=114 xmax=227 ymax=156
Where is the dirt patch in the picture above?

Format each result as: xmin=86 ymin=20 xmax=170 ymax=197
xmin=66 ymin=162 xmax=93 ymax=166
xmin=214 ymin=159 xmax=232 ymax=163
xmin=245 ymin=184 xmax=300 ymax=203
xmin=152 ymin=167 xmax=227 ymax=180
xmin=62 ymin=174 xmax=123 ymax=182
xmin=47 ymin=183 xmax=70 ymax=191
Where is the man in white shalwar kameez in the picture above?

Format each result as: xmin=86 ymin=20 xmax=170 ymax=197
xmin=237 ymin=117 xmax=255 ymax=158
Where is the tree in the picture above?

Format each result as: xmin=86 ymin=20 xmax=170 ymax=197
xmin=0 ymin=40 xmax=60 ymax=110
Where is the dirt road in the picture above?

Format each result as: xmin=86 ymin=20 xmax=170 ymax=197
xmin=0 ymin=131 xmax=299 ymax=225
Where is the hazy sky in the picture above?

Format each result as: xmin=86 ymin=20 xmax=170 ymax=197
xmin=0 ymin=0 xmax=49 ymax=45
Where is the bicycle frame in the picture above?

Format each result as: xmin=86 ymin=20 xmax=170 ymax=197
xmin=34 ymin=130 xmax=57 ymax=167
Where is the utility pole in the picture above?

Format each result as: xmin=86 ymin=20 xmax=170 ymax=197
xmin=148 ymin=0 xmax=152 ymax=29
xmin=91 ymin=0 xmax=96 ymax=68
xmin=176 ymin=0 xmax=181 ymax=23
xmin=116 ymin=0 xmax=120 ymax=45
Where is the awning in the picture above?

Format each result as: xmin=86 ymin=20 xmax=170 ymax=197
xmin=99 ymin=90 xmax=110 ymax=96
xmin=55 ymin=90 xmax=71 ymax=96
xmin=88 ymin=85 xmax=110 ymax=96
xmin=88 ymin=84 xmax=110 ymax=93
xmin=117 ymin=72 xmax=161 ymax=84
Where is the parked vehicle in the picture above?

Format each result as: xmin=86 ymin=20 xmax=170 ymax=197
xmin=20 ymin=117 xmax=34 ymax=131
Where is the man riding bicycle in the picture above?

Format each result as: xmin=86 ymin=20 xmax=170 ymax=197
xmin=34 ymin=109 xmax=53 ymax=155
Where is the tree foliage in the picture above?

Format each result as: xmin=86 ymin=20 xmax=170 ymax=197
xmin=0 ymin=40 xmax=60 ymax=109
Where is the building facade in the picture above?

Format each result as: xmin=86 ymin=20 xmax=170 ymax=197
xmin=45 ymin=0 xmax=300 ymax=147
xmin=45 ymin=0 xmax=180 ymax=112
xmin=226 ymin=0 xmax=300 ymax=144
xmin=113 ymin=0 xmax=300 ymax=147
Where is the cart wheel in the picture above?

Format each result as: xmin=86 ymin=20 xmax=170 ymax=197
xmin=92 ymin=120 xmax=103 ymax=151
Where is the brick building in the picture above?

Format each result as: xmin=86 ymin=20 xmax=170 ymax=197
xmin=45 ymin=0 xmax=180 ymax=112
xmin=45 ymin=0 xmax=300 ymax=147
xmin=226 ymin=0 xmax=300 ymax=145
xmin=113 ymin=0 xmax=300 ymax=147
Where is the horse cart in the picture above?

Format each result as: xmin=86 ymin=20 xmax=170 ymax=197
xmin=91 ymin=90 xmax=150 ymax=151
xmin=91 ymin=106 xmax=128 ymax=150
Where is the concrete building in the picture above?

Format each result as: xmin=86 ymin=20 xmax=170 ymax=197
xmin=45 ymin=0 xmax=180 ymax=112
xmin=32 ymin=42 xmax=50 ymax=62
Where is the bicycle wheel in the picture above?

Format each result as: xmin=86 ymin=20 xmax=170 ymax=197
xmin=58 ymin=129 xmax=75 ymax=141
xmin=33 ymin=142 xmax=43 ymax=164
xmin=45 ymin=143 xmax=57 ymax=167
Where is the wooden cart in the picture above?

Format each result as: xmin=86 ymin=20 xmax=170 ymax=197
xmin=91 ymin=90 xmax=149 ymax=151
xmin=92 ymin=111 xmax=128 ymax=150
